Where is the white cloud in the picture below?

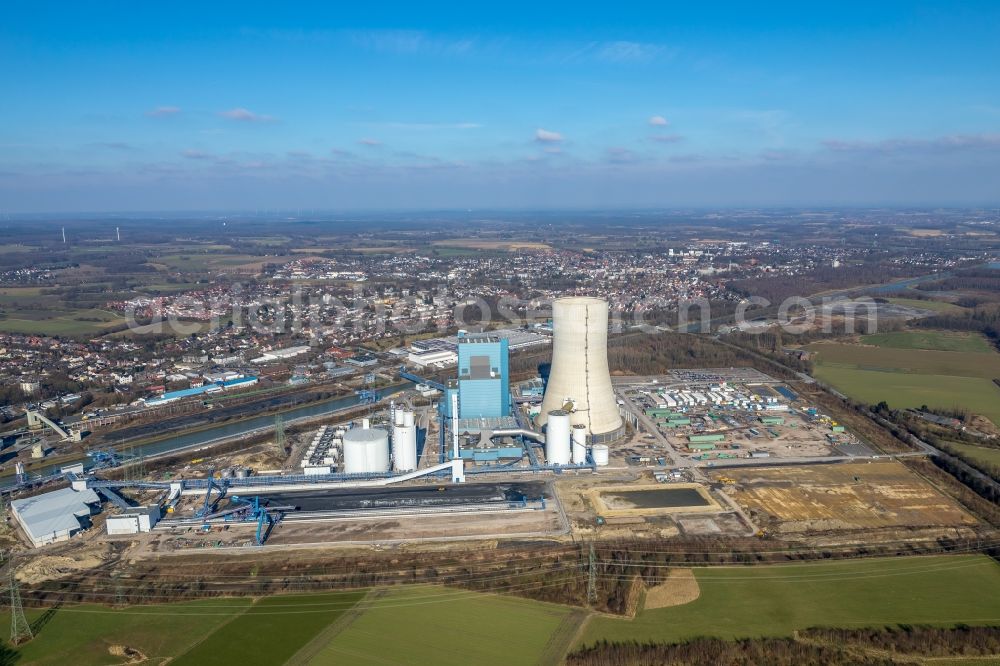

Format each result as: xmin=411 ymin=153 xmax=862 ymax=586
xmin=181 ymin=149 xmax=212 ymax=159
xmin=358 ymin=138 xmax=382 ymax=147
xmin=379 ymin=121 xmax=482 ymax=130
xmin=348 ymin=30 xmax=476 ymax=56
xmin=145 ymin=106 xmax=181 ymax=117
xmin=605 ymin=147 xmax=642 ymax=164
xmin=649 ymin=134 xmax=684 ymax=144
xmin=597 ymin=41 xmax=668 ymax=63
xmin=648 ymin=115 xmax=669 ymax=126
xmin=822 ymin=133 xmax=1000 ymax=154
xmin=218 ymin=108 xmax=276 ymax=123
xmin=535 ymin=128 xmax=563 ymax=143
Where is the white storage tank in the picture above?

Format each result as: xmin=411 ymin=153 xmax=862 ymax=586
xmin=571 ymin=424 xmax=588 ymax=464
xmin=393 ymin=409 xmax=418 ymax=472
xmin=343 ymin=426 xmax=390 ymax=474
xmin=545 ymin=410 xmax=572 ymax=465
xmin=591 ymin=444 xmax=610 ymax=466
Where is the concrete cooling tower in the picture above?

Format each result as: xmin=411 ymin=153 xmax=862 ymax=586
xmin=537 ymin=296 xmax=624 ymax=443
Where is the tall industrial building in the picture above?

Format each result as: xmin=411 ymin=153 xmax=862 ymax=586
xmin=537 ymin=297 xmax=624 ymax=443
xmin=456 ymin=332 xmax=510 ymax=419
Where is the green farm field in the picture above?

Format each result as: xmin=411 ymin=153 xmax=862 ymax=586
xmin=947 ymin=441 xmax=1000 ymax=467
xmin=172 ymin=592 xmax=366 ymax=666
xmin=806 ymin=337 xmax=1000 ymax=423
xmin=154 ymin=253 xmax=278 ymax=272
xmin=861 ymin=329 xmax=993 ymax=353
xmin=805 ymin=342 xmax=1000 ymax=379
xmin=0 ymin=592 xmax=365 ymax=666
xmin=0 ymin=287 xmax=48 ymax=300
xmin=308 ymin=585 xmax=580 ymax=666
xmin=4 ymin=558 xmax=1000 ymax=664
xmin=581 ymin=555 xmax=1000 ymax=647
xmin=884 ymin=296 xmax=962 ymax=313
xmin=812 ymin=365 xmax=1000 ymax=424
xmin=0 ymin=309 xmax=126 ymax=336
xmin=0 ymin=598 xmax=254 ymax=665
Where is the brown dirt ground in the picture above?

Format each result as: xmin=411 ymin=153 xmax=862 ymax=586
xmin=719 ymin=461 xmax=977 ymax=533
xmin=108 ymin=645 xmax=147 ymax=664
xmin=644 ymin=568 xmax=701 ymax=609
xmin=17 ymin=543 xmax=113 ymax=584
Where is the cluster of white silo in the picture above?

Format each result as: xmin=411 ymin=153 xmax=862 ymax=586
xmin=392 ymin=408 xmax=418 ymax=472
xmin=545 ymin=409 xmax=572 ymax=465
xmin=545 ymin=410 xmax=612 ymax=466
xmin=301 ymin=425 xmax=344 ymax=475
xmin=342 ymin=423 xmax=391 ymax=474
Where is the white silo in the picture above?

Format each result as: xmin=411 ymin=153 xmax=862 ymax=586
xmin=343 ymin=427 xmax=390 ymax=474
xmin=545 ymin=410 xmax=572 ymax=465
xmin=393 ymin=409 xmax=418 ymax=472
xmin=591 ymin=444 xmax=610 ymax=466
xmin=537 ymin=297 xmax=623 ymax=441
xmin=571 ymin=424 xmax=588 ymax=464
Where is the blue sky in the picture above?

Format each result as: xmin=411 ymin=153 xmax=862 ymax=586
xmin=1 ymin=1 xmax=999 ymax=212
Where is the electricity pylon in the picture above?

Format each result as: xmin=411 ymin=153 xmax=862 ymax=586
xmin=8 ymin=558 xmax=32 ymax=644
xmin=587 ymin=543 xmax=597 ymax=605
xmin=274 ymin=414 xmax=285 ymax=454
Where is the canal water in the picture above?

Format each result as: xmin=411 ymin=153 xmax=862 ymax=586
xmin=3 ymin=382 xmax=413 ymax=489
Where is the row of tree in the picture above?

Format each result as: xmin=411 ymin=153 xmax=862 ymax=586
xmin=568 ymin=626 xmax=1000 ymax=666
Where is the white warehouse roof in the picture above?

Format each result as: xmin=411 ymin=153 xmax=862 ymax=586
xmin=11 ymin=486 xmax=100 ymax=548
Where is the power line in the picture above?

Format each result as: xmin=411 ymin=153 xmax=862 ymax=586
xmin=587 ymin=543 xmax=597 ymax=604
xmin=274 ymin=413 xmax=285 ymax=455
xmin=7 ymin=556 xmax=32 ymax=645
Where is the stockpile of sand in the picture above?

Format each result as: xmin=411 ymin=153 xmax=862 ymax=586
xmin=16 ymin=544 xmax=110 ymax=584
xmin=109 ymin=645 xmax=147 ymax=663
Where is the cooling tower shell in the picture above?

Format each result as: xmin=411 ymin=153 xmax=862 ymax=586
xmin=571 ymin=424 xmax=588 ymax=464
xmin=545 ymin=409 xmax=572 ymax=465
xmin=538 ymin=297 xmax=623 ymax=439
xmin=343 ymin=427 xmax=390 ymax=474
xmin=591 ymin=444 xmax=610 ymax=466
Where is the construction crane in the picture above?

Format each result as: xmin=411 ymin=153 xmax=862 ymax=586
xmin=223 ymin=495 xmax=295 ymax=545
xmin=196 ymin=474 xmax=228 ymax=518
xmin=398 ymin=367 xmax=447 ymax=392
xmin=85 ymin=449 xmax=133 ymax=470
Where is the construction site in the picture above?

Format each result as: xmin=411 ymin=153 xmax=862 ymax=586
xmin=709 ymin=462 xmax=980 ymax=539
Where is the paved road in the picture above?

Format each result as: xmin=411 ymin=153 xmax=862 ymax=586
xmin=700 ymin=451 xmax=926 ymax=470
xmin=616 ymin=391 xmax=688 ymax=473
xmin=866 ymin=409 xmax=1000 ymax=494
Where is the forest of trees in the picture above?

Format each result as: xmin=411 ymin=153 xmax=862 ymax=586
xmin=916 ymin=267 xmax=1000 ymax=294
xmin=504 ymin=330 xmax=781 ymax=384
xmin=568 ymin=626 xmax=1000 ymax=666
xmin=727 ymin=263 xmax=920 ymax=304
xmin=871 ymin=405 xmax=1000 ymax=496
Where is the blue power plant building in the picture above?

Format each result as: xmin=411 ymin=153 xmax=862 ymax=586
xmin=456 ymin=332 xmax=510 ymax=419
